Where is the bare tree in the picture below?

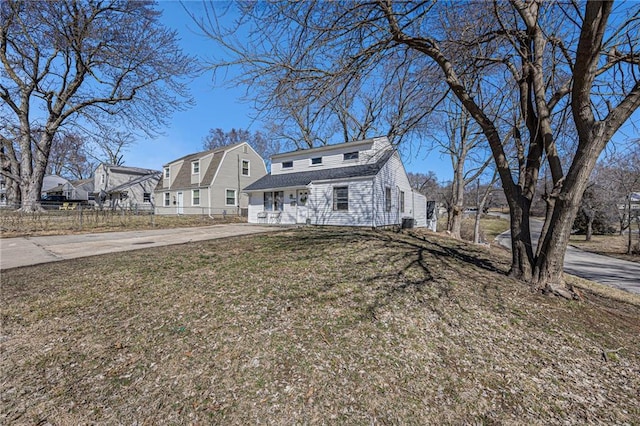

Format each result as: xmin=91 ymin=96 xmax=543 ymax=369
xmin=0 ymin=0 xmax=195 ymax=211
xmin=603 ymin=145 xmax=640 ymax=253
xmin=407 ymin=171 xmax=439 ymax=196
xmin=191 ymin=5 xmax=444 ymax=152
xmin=202 ymin=128 xmax=280 ymax=163
xmin=197 ymin=0 xmax=639 ymax=296
xmin=46 ymin=131 xmax=94 ymax=180
xmin=435 ymin=98 xmax=493 ymax=239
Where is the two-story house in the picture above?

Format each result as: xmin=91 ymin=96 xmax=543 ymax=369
xmin=243 ymin=136 xmax=429 ymax=227
xmin=93 ymin=164 xmax=161 ymax=210
xmin=155 ymin=142 xmax=267 ymax=216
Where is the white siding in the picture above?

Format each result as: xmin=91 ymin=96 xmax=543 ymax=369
xmin=371 ymin=152 xmax=414 ymax=227
xmin=271 ymin=137 xmax=389 ymax=175
xmin=308 ymin=179 xmax=374 ymax=226
xmin=412 ymin=191 xmax=428 ymax=227
xmin=247 ymin=137 xmax=430 ymax=228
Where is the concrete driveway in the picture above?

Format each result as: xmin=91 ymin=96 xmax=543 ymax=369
xmin=496 ymin=220 xmax=640 ymax=294
xmin=0 ymin=224 xmax=283 ymax=270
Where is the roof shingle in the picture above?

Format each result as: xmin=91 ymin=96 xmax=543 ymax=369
xmin=244 ymin=149 xmax=394 ymax=191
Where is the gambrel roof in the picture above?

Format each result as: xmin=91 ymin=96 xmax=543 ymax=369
xmin=244 ymin=149 xmax=395 ymax=191
xmin=155 ymin=143 xmax=244 ymax=192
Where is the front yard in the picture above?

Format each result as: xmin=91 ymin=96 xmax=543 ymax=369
xmin=2 ymin=228 xmax=639 ymax=424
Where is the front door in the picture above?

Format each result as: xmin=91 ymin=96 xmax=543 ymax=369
xmin=296 ymin=189 xmax=308 ymax=224
xmin=176 ymin=192 xmax=183 ymax=214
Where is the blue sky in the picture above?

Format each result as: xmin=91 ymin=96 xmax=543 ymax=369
xmin=125 ymin=1 xmax=454 ymax=181
xmin=124 ymin=1 xmax=638 ymax=184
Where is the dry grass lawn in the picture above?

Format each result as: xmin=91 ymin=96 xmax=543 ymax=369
xmin=570 ymin=233 xmax=640 ymax=264
xmin=2 ymin=228 xmax=639 ymax=424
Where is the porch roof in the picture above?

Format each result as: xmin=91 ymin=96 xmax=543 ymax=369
xmin=243 ymin=149 xmax=394 ymax=192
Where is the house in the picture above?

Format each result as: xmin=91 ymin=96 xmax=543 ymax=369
xmin=93 ymin=164 xmax=161 ymax=211
xmin=154 ymin=142 xmax=267 ymax=216
xmin=243 ymin=136 xmax=429 ymax=227
xmin=42 ymin=175 xmax=91 ymax=202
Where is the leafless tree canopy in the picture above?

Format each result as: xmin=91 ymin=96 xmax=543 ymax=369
xmin=0 ymin=0 xmax=196 ymax=210
xmin=202 ymin=128 xmax=280 ymax=162
xmin=198 ymin=0 xmax=639 ymax=294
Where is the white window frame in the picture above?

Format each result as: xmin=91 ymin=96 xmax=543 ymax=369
xmin=263 ymin=191 xmax=284 ymax=211
xmin=192 ymin=189 xmax=200 ymax=206
xmin=282 ymin=161 xmax=293 ymax=169
xmin=310 ymin=157 xmax=322 ymax=165
xmin=400 ymin=191 xmax=405 ymax=213
xmin=343 ymin=151 xmax=359 ymax=161
xmin=385 ymin=187 xmax=392 ymax=212
xmin=333 ymin=186 xmax=349 ymax=211
xmin=192 ymin=161 xmax=200 ymax=174
xmin=143 ymin=192 xmax=151 ymax=203
xmin=225 ymin=189 xmax=237 ymax=206
xmin=241 ymin=159 xmax=250 ymax=176
xmin=164 ymin=167 xmax=170 ymax=179
xmin=164 ymin=192 xmax=171 ymax=207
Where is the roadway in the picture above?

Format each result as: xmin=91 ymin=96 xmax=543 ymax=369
xmin=495 ymin=218 xmax=640 ymax=294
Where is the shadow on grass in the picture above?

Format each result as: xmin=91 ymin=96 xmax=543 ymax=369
xmin=353 ymin=229 xmax=508 ymax=320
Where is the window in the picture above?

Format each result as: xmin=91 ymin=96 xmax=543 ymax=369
xmin=226 ymin=189 xmax=236 ymax=206
xmin=143 ymin=193 xmax=151 ymax=203
xmin=164 ymin=192 xmax=170 ymax=207
xmin=400 ymin=191 xmax=405 ymax=213
xmin=344 ymin=151 xmax=359 ymax=161
xmin=333 ymin=186 xmax=349 ymax=211
xmin=242 ymin=160 xmax=250 ymax=176
xmin=192 ymin=189 xmax=200 ymax=205
xmin=263 ymin=191 xmax=284 ymax=211
xmin=385 ymin=187 xmax=392 ymax=212
xmin=311 ymin=157 xmax=322 ymax=165
xmin=192 ymin=161 xmax=199 ymax=174
xmin=282 ymin=161 xmax=293 ymax=169
xmin=101 ymin=174 xmax=105 ymax=184
xmin=164 ymin=167 xmax=170 ymax=178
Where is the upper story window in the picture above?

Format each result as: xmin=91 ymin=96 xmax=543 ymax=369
xmin=344 ymin=151 xmax=359 ymax=161
xmin=192 ymin=161 xmax=200 ymax=174
xmin=164 ymin=167 xmax=170 ymax=179
xmin=282 ymin=161 xmax=293 ymax=169
xmin=311 ymin=157 xmax=322 ymax=165
xmin=242 ymin=160 xmax=250 ymax=176
xmin=101 ymin=174 xmax=105 ymax=184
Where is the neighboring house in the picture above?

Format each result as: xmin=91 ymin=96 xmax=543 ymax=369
xmin=243 ymin=136 xmax=429 ymax=227
xmin=155 ymin=142 xmax=267 ymax=216
xmin=93 ymin=164 xmax=161 ymax=210
xmin=43 ymin=176 xmax=92 ymax=202
xmin=0 ymin=173 xmax=8 ymax=207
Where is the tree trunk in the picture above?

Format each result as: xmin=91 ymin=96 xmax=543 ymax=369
xmin=448 ymin=158 xmax=466 ymax=239
xmin=628 ymin=196 xmax=633 ymax=255
xmin=18 ymin=130 xmax=53 ymax=212
xmin=531 ymin=196 xmax=580 ymax=298
xmin=531 ymin=133 xmax=602 ymax=297
xmin=450 ymin=204 xmax=462 ymax=239
xmin=586 ymin=214 xmax=593 ymax=241
xmin=508 ymin=198 xmax=534 ymax=281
